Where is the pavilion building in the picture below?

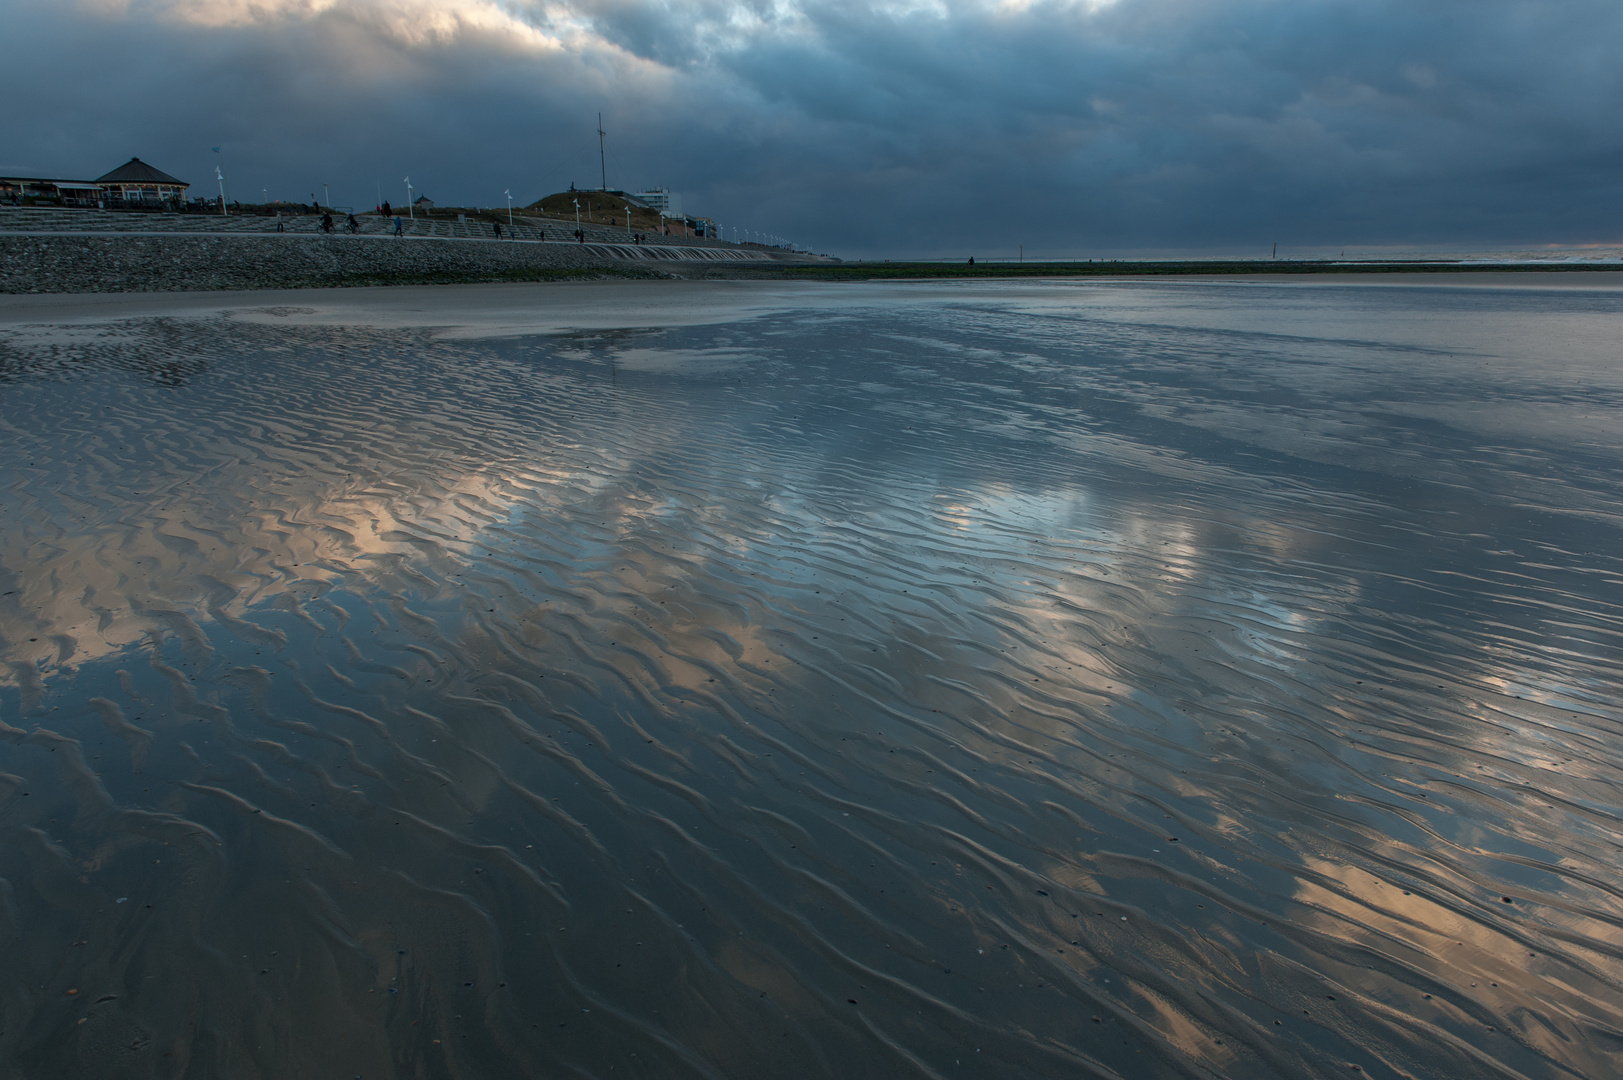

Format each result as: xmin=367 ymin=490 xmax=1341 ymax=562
xmin=93 ymin=159 xmax=190 ymax=205
xmin=1 ymin=158 xmax=190 ymax=208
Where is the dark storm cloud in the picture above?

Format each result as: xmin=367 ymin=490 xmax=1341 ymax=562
xmin=4 ymin=0 xmax=1620 ymax=256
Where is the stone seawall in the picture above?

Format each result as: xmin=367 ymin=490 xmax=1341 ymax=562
xmin=0 ymin=233 xmax=729 ymax=293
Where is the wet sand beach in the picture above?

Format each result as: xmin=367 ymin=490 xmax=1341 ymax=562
xmin=1 ymin=276 xmax=1621 ymax=1078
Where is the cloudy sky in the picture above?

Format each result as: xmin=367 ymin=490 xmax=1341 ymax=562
xmin=4 ymin=0 xmax=1621 ymax=257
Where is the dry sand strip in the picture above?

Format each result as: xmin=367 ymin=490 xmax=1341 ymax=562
xmin=0 ymin=232 xmax=831 ymax=294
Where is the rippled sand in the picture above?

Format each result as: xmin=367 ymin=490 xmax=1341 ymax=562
xmin=2 ymin=278 xmax=1621 ymax=1079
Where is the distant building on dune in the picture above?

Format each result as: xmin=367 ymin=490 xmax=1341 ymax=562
xmin=633 ymin=188 xmax=682 ymax=218
xmin=414 ymin=195 xmax=436 ymax=210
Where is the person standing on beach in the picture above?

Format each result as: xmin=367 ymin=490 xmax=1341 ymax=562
xmin=394 ymin=216 xmax=403 ymax=237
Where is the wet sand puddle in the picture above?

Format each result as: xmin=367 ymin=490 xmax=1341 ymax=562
xmin=1 ymin=280 xmax=1621 ymax=1078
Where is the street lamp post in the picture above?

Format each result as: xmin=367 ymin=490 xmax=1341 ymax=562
xmin=626 ymin=207 xmax=631 ymax=237
xmin=574 ymin=197 xmax=581 ymax=237
xmin=505 ymin=189 xmax=514 ymax=233
xmin=323 ymin=182 xmax=330 ymax=209
xmin=211 ymin=146 xmax=230 ymax=209
xmin=404 ymin=178 xmax=414 ymax=220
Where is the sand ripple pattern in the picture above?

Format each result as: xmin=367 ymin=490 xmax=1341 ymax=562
xmin=1 ymin=281 xmax=1621 ymax=1078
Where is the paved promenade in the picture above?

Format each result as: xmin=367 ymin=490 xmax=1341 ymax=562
xmin=0 ymin=206 xmax=790 ymax=251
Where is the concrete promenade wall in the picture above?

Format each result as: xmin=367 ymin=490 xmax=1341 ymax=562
xmin=0 ymin=206 xmax=789 ymax=252
xmin=0 ymin=233 xmax=826 ymax=293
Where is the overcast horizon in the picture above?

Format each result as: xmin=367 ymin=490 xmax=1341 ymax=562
xmin=4 ymin=0 xmax=1622 ymax=259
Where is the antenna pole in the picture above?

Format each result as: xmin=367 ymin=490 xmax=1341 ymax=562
xmin=598 ymin=113 xmax=607 ymax=191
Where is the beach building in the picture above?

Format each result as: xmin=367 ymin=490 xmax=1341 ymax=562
xmin=93 ymin=159 xmax=190 ymax=205
xmin=0 ymin=176 xmax=103 ymax=207
xmin=2 ymin=158 xmax=189 ymax=208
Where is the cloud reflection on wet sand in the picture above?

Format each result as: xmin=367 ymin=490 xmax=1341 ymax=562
xmin=1 ymin=280 xmax=1620 ymax=1078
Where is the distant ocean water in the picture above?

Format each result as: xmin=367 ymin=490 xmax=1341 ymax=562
xmin=1 ymin=278 xmax=1620 ymax=1078
xmin=1335 ymin=244 xmax=1623 ymax=264
xmin=928 ymin=244 xmax=1623 ymax=264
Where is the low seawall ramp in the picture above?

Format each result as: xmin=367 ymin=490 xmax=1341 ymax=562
xmin=1 ymin=229 xmax=835 ymax=293
xmin=574 ymin=242 xmax=808 ymax=263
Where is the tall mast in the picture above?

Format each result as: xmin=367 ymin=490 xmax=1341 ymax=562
xmin=598 ymin=113 xmax=607 ymax=191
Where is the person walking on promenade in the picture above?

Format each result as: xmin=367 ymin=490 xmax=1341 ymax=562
xmin=381 ymin=200 xmax=391 ymax=217
xmin=493 ymin=221 xmax=503 ymax=239
xmin=394 ymin=215 xmax=403 ymax=237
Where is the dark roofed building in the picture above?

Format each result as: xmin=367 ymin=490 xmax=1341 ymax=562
xmin=94 ymin=158 xmax=189 ymax=204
